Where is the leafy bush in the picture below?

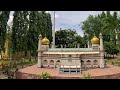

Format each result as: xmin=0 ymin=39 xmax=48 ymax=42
xmin=81 ymin=73 xmax=92 ymax=79
xmin=38 ymin=72 xmax=51 ymax=79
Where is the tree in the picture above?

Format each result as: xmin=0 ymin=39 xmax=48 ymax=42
xmin=11 ymin=11 xmax=29 ymax=59
xmin=104 ymin=41 xmax=119 ymax=59
xmin=11 ymin=11 xmax=29 ymax=58
xmin=21 ymin=11 xmax=29 ymax=57
xmin=11 ymin=11 xmax=52 ymax=61
xmin=55 ymin=29 xmax=83 ymax=48
xmin=37 ymin=11 xmax=52 ymax=43
xmin=0 ymin=11 xmax=10 ymax=53
xmin=81 ymin=11 xmax=120 ymax=56
xmin=11 ymin=11 xmax=20 ymax=54
xmin=27 ymin=11 xmax=39 ymax=60
xmin=81 ymin=15 xmax=103 ymax=40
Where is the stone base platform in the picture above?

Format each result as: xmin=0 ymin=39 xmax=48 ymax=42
xmin=16 ymin=64 xmax=120 ymax=79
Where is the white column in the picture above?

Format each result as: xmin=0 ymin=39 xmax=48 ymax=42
xmin=51 ymin=42 xmax=54 ymax=48
xmin=38 ymin=34 xmax=42 ymax=68
xmin=52 ymin=11 xmax=55 ymax=48
xmin=99 ymin=33 xmax=104 ymax=68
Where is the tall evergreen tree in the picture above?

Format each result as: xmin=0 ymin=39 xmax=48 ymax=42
xmin=27 ymin=11 xmax=39 ymax=59
xmin=11 ymin=11 xmax=29 ymax=58
xmin=0 ymin=11 xmax=10 ymax=52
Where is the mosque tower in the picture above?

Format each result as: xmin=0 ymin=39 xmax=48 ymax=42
xmin=37 ymin=34 xmax=50 ymax=68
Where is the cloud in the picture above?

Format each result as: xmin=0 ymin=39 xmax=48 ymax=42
xmin=50 ymin=11 xmax=102 ymax=36
xmin=54 ymin=11 xmax=102 ymax=26
xmin=7 ymin=11 xmax=103 ymax=36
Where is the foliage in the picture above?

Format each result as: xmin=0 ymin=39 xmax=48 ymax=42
xmin=81 ymin=11 xmax=120 ymax=56
xmin=11 ymin=11 xmax=29 ymax=56
xmin=11 ymin=11 xmax=52 ymax=60
xmin=104 ymin=41 xmax=119 ymax=59
xmin=0 ymin=11 xmax=10 ymax=52
xmin=81 ymin=73 xmax=92 ymax=79
xmin=39 ymin=72 xmax=51 ymax=79
xmin=55 ymin=29 xmax=83 ymax=48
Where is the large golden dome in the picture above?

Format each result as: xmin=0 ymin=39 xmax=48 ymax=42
xmin=41 ymin=37 xmax=50 ymax=45
xmin=91 ymin=36 xmax=100 ymax=44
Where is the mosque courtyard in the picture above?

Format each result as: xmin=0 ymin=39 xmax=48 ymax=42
xmin=16 ymin=64 xmax=120 ymax=79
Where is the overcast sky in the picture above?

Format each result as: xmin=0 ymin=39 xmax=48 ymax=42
xmin=8 ymin=11 xmax=103 ymax=37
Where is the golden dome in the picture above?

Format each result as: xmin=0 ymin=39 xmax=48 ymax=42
xmin=91 ymin=36 xmax=100 ymax=44
xmin=41 ymin=37 xmax=50 ymax=45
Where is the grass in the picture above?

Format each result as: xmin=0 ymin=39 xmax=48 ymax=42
xmin=106 ymin=58 xmax=120 ymax=66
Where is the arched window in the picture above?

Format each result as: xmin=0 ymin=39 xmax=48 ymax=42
xmin=81 ymin=60 xmax=84 ymax=65
xmin=56 ymin=60 xmax=60 ymax=65
xmin=86 ymin=60 xmax=91 ymax=65
xmin=93 ymin=60 xmax=98 ymax=65
xmin=43 ymin=60 xmax=48 ymax=65
xmin=50 ymin=60 xmax=54 ymax=65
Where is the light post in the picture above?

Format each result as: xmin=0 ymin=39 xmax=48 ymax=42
xmin=52 ymin=11 xmax=55 ymax=48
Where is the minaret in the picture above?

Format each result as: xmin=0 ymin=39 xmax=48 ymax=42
xmin=77 ymin=43 xmax=80 ymax=48
xmin=37 ymin=34 xmax=42 ymax=68
xmin=51 ymin=42 xmax=53 ymax=48
xmin=99 ymin=33 xmax=104 ymax=68
xmin=88 ymin=40 xmax=90 ymax=48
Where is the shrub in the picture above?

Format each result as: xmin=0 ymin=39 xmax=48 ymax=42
xmin=38 ymin=72 xmax=51 ymax=79
xmin=112 ymin=62 xmax=114 ymax=65
xmin=81 ymin=73 xmax=92 ymax=79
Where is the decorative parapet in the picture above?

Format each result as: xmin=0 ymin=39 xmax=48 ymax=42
xmin=48 ymin=48 xmax=94 ymax=52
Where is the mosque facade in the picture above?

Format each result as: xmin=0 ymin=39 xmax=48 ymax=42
xmin=37 ymin=33 xmax=104 ymax=74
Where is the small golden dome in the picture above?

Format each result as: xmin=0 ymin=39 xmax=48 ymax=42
xmin=91 ymin=36 xmax=100 ymax=44
xmin=41 ymin=37 xmax=50 ymax=45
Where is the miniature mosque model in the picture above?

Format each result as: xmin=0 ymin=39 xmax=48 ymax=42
xmin=37 ymin=32 xmax=105 ymax=74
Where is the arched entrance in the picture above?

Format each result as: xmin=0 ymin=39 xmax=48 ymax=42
xmin=93 ymin=60 xmax=98 ymax=68
xmin=43 ymin=60 xmax=48 ymax=68
xmin=56 ymin=60 xmax=60 ymax=68
xmin=49 ymin=60 xmax=54 ymax=68
xmin=86 ymin=60 xmax=91 ymax=69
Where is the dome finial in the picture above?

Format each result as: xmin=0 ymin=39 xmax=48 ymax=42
xmin=91 ymin=35 xmax=100 ymax=44
xmin=41 ymin=37 xmax=50 ymax=45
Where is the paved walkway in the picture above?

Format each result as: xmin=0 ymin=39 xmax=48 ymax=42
xmin=17 ymin=64 xmax=120 ymax=78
